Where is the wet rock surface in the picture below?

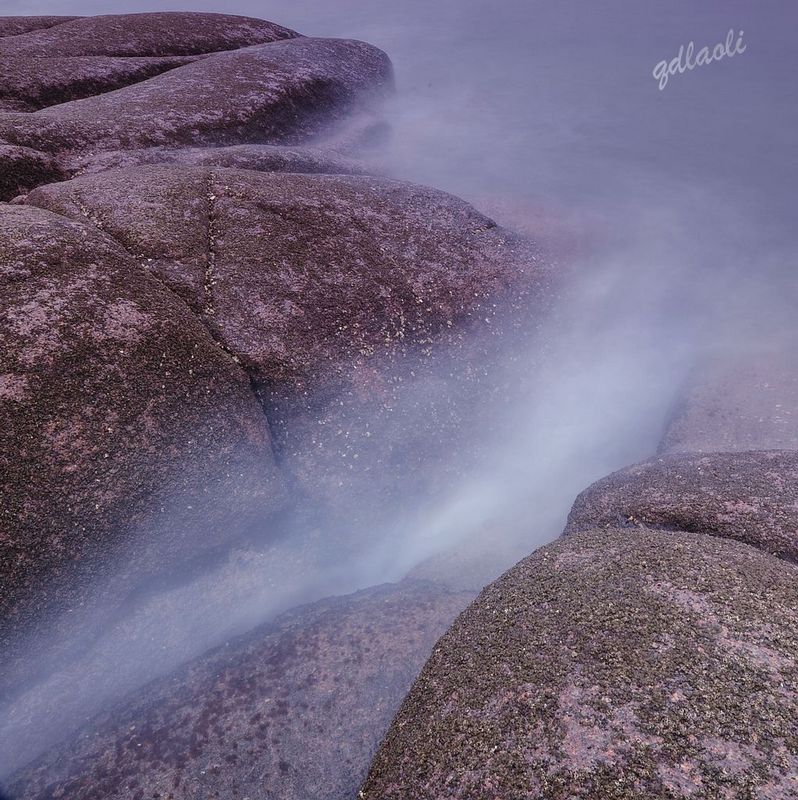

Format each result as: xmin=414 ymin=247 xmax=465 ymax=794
xmin=5 ymin=580 xmax=475 ymax=800
xmin=25 ymin=167 xmax=551 ymax=510
xmin=0 ymin=204 xmax=283 ymax=697
xmin=362 ymin=528 xmax=798 ymax=799
xmin=565 ymin=450 xmax=798 ymax=561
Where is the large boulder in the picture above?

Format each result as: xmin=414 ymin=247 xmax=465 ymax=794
xmin=0 ymin=37 xmax=394 ymax=156
xmin=362 ymin=528 xmax=798 ymax=799
xmin=0 ymin=13 xmax=298 ymax=116
xmin=565 ymin=450 xmax=798 ymax=561
xmin=4 ymin=579 xmax=475 ymax=800
xmin=0 ymin=204 xmax=284 ymax=698
xmin=661 ymin=349 xmax=798 ymax=454
xmin=0 ymin=12 xmax=297 ymax=57
xmin=0 ymin=55 xmax=198 ymax=112
xmin=25 ymin=168 xmax=551 ymax=510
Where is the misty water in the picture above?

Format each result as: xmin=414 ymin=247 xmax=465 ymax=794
xmin=1 ymin=0 xmax=797 ymax=782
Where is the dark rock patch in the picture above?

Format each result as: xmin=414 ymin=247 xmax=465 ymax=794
xmin=0 ymin=144 xmax=65 ymax=201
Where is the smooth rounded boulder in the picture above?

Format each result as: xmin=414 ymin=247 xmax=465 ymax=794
xmin=4 ymin=579 xmax=475 ymax=800
xmin=565 ymin=449 xmax=798 ymax=561
xmin=0 ymin=37 xmax=394 ymax=157
xmin=0 ymin=204 xmax=284 ymax=698
xmin=25 ymin=167 xmax=552 ymax=509
xmin=362 ymin=528 xmax=798 ymax=799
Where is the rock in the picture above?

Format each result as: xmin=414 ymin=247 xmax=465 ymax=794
xmin=0 ymin=16 xmax=80 ymax=38
xmin=0 ymin=55 xmax=199 ymax=112
xmin=0 ymin=204 xmax=284 ymax=698
xmin=0 ymin=12 xmax=297 ymax=57
xmin=4 ymin=580 xmax=475 ymax=800
xmin=362 ymin=528 xmax=798 ymax=799
xmin=661 ymin=349 xmax=798 ymax=453
xmin=565 ymin=450 xmax=798 ymax=561
xmin=67 ymin=143 xmax=371 ymax=178
xmin=0 ymin=37 xmax=394 ymax=157
xmin=0 ymin=144 xmax=65 ymax=201
xmin=25 ymin=167 xmax=550 ymax=511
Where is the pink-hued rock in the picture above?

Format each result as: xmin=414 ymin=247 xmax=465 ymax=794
xmin=0 ymin=55 xmax=198 ymax=112
xmin=0 ymin=12 xmax=297 ymax=57
xmin=0 ymin=37 xmax=393 ymax=156
xmin=0 ymin=204 xmax=284 ymax=696
xmin=5 ymin=580 xmax=475 ymax=800
xmin=25 ymin=167 xmax=552 ymax=508
xmin=0 ymin=16 xmax=80 ymax=38
xmin=564 ymin=450 xmax=798 ymax=561
xmin=661 ymin=350 xmax=798 ymax=454
xmin=362 ymin=528 xmax=798 ymax=799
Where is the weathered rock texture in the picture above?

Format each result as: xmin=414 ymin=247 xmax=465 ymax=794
xmin=0 ymin=204 xmax=283 ymax=696
xmin=0 ymin=55 xmax=198 ymax=112
xmin=362 ymin=528 xmax=798 ymax=799
xmin=25 ymin=168 xmax=551 ymax=509
xmin=565 ymin=450 xmax=798 ymax=561
xmin=661 ymin=350 xmax=798 ymax=453
xmin=0 ymin=16 xmax=80 ymax=37
xmin=67 ymin=143 xmax=370 ymax=178
xmin=0 ymin=37 xmax=393 ymax=157
xmin=5 ymin=580 xmax=475 ymax=800
xmin=0 ymin=12 xmax=297 ymax=57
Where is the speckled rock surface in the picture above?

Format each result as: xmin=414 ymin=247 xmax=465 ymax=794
xmin=0 ymin=16 xmax=80 ymax=37
xmin=661 ymin=350 xmax=798 ymax=453
xmin=0 ymin=12 xmax=297 ymax=57
xmin=0 ymin=204 xmax=284 ymax=697
xmin=5 ymin=580 xmax=475 ymax=800
xmin=362 ymin=528 xmax=798 ymax=799
xmin=565 ymin=450 xmax=798 ymax=561
xmin=66 ymin=143 xmax=371 ymax=177
xmin=25 ymin=167 xmax=551 ymax=509
xmin=0 ymin=55 xmax=198 ymax=112
xmin=0 ymin=36 xmax=393 ymax=158
xmin=0 ymin=144 xmax=65 ymax=201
